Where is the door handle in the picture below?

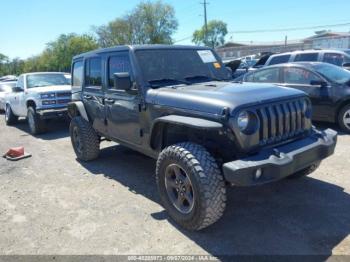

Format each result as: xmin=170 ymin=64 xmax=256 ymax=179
xmin=83 ymin=95 xmax=92 ymax=100
xmin=105 ymin=98 xmax=115 ymax=104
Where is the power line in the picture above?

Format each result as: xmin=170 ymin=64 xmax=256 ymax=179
xmin=174 ymin=21 xmax=350 ymax=43
xmin=229 ymin=22 xmax=350 ymax=34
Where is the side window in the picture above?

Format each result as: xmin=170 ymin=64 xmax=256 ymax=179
xmin=295 ymin=53 xmax=318 ymax=62
xmin=323 ymin=53 xmax=345 ymax=66
xmin=85 ymin=57 xmax=102 ymax=88
xmin=108 ymin=53 xmax=132 ymax=88
xmin=244 ymin=73 xmax=255 ymax=82
xmin=72 ymin=61 xmax=83 ymax=87
xmin=247 ymin=68 xmax=280 ymax=83
xmin=269 ymin=55 xmax=290 ymax=65
xmin=283 ymin=67 xmax=320 ymax=85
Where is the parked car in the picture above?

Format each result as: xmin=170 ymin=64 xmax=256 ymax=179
xmin=224 ymin=58 xmax=258 ymax=79
xmin=241 ymin=62 xmax=350 ymax=133
xmin=265 ymin=50 xmax=350 ymax=69
xmin=4 ymin=72 xmax=72 ymax=135
xmin=67 ymin=45 xmax=337 ymax=231
xmin=0 ymin=81 xmax=16 ymax=111
xmin=0 ymin=75 xmax=17 ymax=82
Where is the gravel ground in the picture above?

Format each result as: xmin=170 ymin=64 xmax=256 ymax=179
xmin=0 ymin=115 xmax=349 ymax=257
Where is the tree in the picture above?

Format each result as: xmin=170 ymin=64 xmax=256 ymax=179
xmin=192 ymin=20 xmax=228 ymax=48
xmin=94 ymin=0 xmax=178 ymax=47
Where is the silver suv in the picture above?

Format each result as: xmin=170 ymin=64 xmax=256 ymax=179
xmin=4 ymin=72 xmax=71 ymax=135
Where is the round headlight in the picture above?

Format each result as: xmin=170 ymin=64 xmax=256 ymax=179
xmin=237 ymin=111 xmax=249 ymax=131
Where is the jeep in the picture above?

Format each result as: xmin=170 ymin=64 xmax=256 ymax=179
xmin=68 ymin=45 xmax=337 ymax=231
xmin=5 ymin=72 xmax=72 ymax=135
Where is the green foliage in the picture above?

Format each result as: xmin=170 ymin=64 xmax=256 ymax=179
xmin=95 ymin=0 xmax=178 ymax=47
xmin=192 ymin=20 xmax=228 ymax=48
xmin=0 ymin=34 xmax=98 ymax=76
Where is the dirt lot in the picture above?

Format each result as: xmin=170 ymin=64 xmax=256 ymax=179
xmin=0 ymin=115 xmax=349 ymax=257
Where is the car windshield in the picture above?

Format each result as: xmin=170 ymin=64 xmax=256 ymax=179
xmin=134 ymin=49 xmax=230 ymax=87
xmin=0 ymin=82 xmax=15 ymax=92
xmin=313 ymin=63 xmax=350 ymax=84
xmin=27 ymin=74 xmax=70 ymax=88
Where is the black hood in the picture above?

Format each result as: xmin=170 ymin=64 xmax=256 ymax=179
xmin=146 ymin=81 xmax=306 ymax=116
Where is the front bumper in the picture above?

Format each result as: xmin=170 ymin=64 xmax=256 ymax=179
xmin=36 ymin=107 xmax=68 ymax=119
xmin=223 ymin=128 xmax=337 ymax=186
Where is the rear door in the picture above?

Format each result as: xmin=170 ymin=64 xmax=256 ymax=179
xmin=281 ymin=67 xmax=332 ymax=120
xmin=104 ymin=51 xmax=142 ymax=145
xmin=82 ymin=56 xmax=107 ymax=134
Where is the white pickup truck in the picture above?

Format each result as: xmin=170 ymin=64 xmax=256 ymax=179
xmin=4 ymin=72 xmax=72 ymax=135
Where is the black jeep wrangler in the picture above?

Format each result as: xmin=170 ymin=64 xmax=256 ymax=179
xmin=68 ymin=45 xmax=337 ymax=231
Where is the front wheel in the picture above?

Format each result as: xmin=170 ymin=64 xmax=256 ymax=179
xmin=156 ymin=142 xmax=226 ymax=231
xmin=27 ymin=107 xmax=46 ymax=135
xmin=5 ymin=104 xmax=18 ymax=126
xmin=69 ymin=116 xmax=100 ymax=161
xmin=338 ymin=104 xmax=350 ymax=133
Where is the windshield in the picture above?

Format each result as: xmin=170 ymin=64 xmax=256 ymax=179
xmin=313 ymin=63 xmax=350 ymax=84
xmin=27 ymin=74 xmax=70 ymax=88
xmin=0 ymin=82 xmax=16 ymax=92
xmin=134 ymin=49 xmax=230 ymax=87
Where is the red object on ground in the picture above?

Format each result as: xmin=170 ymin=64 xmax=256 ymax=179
xmin=5 ymin=147 xmax=25 ymax=158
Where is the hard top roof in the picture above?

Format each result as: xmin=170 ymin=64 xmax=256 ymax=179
xmin=73 ymin=45 xmax=213 ymax=60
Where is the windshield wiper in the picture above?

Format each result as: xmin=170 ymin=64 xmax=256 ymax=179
xmin=184 ymin=75 xmax=221 ymax=82
xmin=148 ymin=78 xmax=191 ymax=88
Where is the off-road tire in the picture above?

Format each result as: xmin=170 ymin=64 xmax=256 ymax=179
xmin=27 ymin=107 xmax=46 ymax=135
xmin=338 ymin=104 xmax=350 ymax=134
xmin=70 ymin=116 xmax=100 ymax=161
xmin=5 ymin=104 xmax=18 ymax=126
xmin=156 ymin=142 xmax=226 ymax=231
xmin=288 ymin=161 xmax=321 ymax=179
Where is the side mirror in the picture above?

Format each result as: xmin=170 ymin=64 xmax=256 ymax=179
xmin=12 ymin=86 xmax=23 ymax=92
xmin=342 ymin=62 xmax=350 ymax=69
xmin=113 ymin=72 xmax=133 ymax=92
xmin=310 ymin=80 xmax=328 ymax=88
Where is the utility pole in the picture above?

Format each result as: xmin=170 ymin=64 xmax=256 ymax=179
xmin=201 ymin=0 xmax=209 ymax=44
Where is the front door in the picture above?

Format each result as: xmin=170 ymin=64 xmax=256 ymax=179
xmin=281 ymin=67 xmax=332 ymax=121
xmin=10 ymin=75 xmax=25 ymax=116
xmin=104 ymin=52 xmax=142 ymax=145
xmin=82 ymin=56 xmax=106 ymax=134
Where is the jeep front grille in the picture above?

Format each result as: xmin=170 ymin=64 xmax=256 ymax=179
xmin=256 ymin=99 xmax=311 ymax=146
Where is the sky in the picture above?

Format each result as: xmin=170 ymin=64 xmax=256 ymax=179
xmin=1 ymin=0 xmax=350 ymax=59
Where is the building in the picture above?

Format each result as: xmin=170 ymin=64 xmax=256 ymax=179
xmin=216 ymin=31 xmax=350 ymax=60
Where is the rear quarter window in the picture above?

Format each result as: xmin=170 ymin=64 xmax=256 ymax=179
xmin=268 ymin=55 xmax=290 ymax=65
xmin=294 ymin=53 xmax=319 ymax=62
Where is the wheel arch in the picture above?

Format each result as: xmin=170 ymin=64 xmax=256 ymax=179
xmin=150 ymin=115 xmax=235 ymax=161
xmin=67 ymin=101 xmax=89 ymax=121
xmin=26 ymin=99 xmax=36 ymax=109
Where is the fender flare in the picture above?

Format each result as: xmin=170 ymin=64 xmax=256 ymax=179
xmin=67 ymin=101 xmax=89 ymax=121
xmin=150 ymin=115 xmax=223 ymax=148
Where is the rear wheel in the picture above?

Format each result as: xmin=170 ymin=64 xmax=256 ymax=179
xmin=70 ymin=116 xmax=100 ymax=161
xmin=288 ymin=161 xmax=321 ymax=179
xmin=5 ymin=104 xmax=18 ymax=126
xmin=338 ymin=104 xmax=350 ymax=133
xmin=156 ymin=142 xmax=226 ymax=231
xmin=27 ymin=107 xmax=46 ymax=135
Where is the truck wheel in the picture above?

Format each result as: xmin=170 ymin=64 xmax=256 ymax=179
xmin=5 ymin=104 xmax=18 ymax=126
xmin=70 ymin=116 xmax=100 ymax=161
xmin=156 ymin=142 xmax=226 ymax=231
xmin=338 ymin=104 xmax=350 ymax=133
xmin=27 ymin=107 xmax=46 ymax=135
xmin=288 ymin=161 xmax=321 ymax=179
